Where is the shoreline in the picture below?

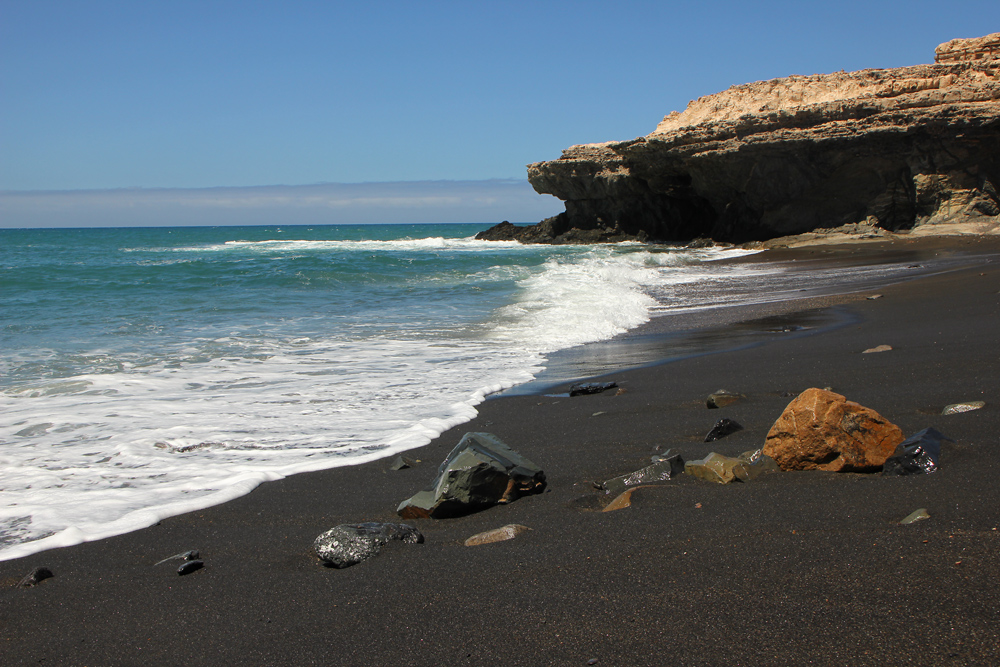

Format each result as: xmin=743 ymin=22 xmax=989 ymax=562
xmin=2 ymin=237 xmax=1000 ymax=665
xmin=508 ymin=234 xmax=1000 ymax=394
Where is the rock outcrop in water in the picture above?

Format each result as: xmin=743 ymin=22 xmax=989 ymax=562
xmin=478 ymin=33 xmax=1000 ymax=244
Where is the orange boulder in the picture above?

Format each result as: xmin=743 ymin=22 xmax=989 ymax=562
xmin=763 ymin=388 xmax=904 ymax=472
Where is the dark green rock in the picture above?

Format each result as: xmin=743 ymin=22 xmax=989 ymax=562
xmin=396 ymin=432 xmax=545 ymax=519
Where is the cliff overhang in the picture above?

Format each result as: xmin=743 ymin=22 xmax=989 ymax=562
xmin=479 ymin=33 xmax=1000 ymax=244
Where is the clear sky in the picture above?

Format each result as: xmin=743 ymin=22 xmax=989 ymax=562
xmin=1 ymin=1 xmax=998 ymax=225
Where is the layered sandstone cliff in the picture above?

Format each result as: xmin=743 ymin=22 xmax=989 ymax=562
xmin=480 ymin=33 xmax=1000 ymax=244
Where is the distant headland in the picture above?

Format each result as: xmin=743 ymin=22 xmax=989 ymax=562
xmin=479 ymin=33 xmax=1000 ymax=245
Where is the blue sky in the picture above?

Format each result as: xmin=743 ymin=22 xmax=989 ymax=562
xmin=2 ymin=1 xmax=998 ymax=226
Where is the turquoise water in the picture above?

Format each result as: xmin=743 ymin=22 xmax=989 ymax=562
xmin=2 ymin=223 xmax=771 ymax=559
xmin=1 ymin=223 xmax=930 ymax=560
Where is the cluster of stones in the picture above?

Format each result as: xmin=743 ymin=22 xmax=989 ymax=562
xmin=594 ymin=387 xmax=952 ymax=513
xmin=313 ymin=432 xmax=546 ymax=567
xmin=311 ymin=384 xmax=965 ymax=567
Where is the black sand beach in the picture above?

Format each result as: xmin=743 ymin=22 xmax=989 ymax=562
xmin=3 ymin=237 xmax=999 ymax=666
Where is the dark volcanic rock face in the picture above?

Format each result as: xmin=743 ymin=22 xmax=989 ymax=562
xmin=479 ymin=34 xmax=1000 ymax=244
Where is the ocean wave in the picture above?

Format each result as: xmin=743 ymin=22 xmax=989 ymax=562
xmin=144 ymin=236 xmax=529 ymax=254
xmin=0 ymin=226 xmax=767 ymax=561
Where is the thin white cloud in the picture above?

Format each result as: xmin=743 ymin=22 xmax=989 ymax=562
xmin=0 ymin=180 xmax=562 ymax=228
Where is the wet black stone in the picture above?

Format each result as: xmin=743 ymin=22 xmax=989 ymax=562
xmin=705 ymin=418 xmax=744 ymax=442
xmin=177 ymin=560 xmax=204 ymax=576
xmin=314 ymin=522 xmax=424 ymax=568
xmin=17 ymin=567 xmax=54 ymax=588
xmin=569 ymin=381 xmax=618 ymax=397
xmin=882 ymin=427 xmax=951 ymax=475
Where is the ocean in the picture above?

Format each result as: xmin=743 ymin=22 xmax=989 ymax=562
xmin=0 ymin=223 xmax=934 ymax=560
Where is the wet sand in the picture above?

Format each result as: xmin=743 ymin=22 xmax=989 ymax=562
xmin=2 ymin=237 xmax=999 ymax=666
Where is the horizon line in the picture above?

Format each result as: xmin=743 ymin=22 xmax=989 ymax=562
xmin=0 ymin=177 xmax=530 ymax=196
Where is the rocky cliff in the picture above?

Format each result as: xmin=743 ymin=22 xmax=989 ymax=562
xmin=479 ymin=33 xmax=1000 ymax=244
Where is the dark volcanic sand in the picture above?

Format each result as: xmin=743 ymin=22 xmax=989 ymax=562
xmin=2 ymin=237 xmax=999 ymax=666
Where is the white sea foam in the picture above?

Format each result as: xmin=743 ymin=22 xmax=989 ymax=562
xmin=169 ymin=236 xmax=529 ymax=254
xmin=3 ymin=239 xmax=723 ymax=560
xmin=0 ymin=235 xmax=792 ymax=561
xmin=0 ymin=335 xmax=544 ymax=560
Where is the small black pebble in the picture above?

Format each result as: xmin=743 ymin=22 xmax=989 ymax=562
xmin=17 ymin=566 xmax=54 ymax=588
xmin=587 ymin=659 xmax=599 ymax=665
xmin=177 ymin=560 xmax=204 ymax=576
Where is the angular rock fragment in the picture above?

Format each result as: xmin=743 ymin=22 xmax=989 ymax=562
xmin=763 ymin=388 xmax=904 ymax=472
xmin=602 ymin=453 xmax=684 ymax=498
xmin=883 ymin=428 xmax=950 ymax=475
xmin=706 ymin=390 xmax=744 ymax=409
xmin=602 ymin=488 xmax=640 ymax=512
xmin=464 ymin=524 xmax=531 ymax=546
xmin=684 ymin=452 xmax=744 ymax=484
xmin=899 ymin=508 xmax=930 ymax=525
xmin=314 ymin=522 xmax=424 ymax=568
xmin=942 ymin=400 xmax=985 ymax=415
xmin=733 ymin=449 xmax=780 ymax=481
xmin=396 ymin=432 xmax=545 ymax=519
xmin=569 ymin=381 xmax=618 ymax=397
xmin=705 ymin=418 xmax=744 ymax=442
xmin=863 ymin=344 xmax=893 ymax=353
xmin=390 ymin=455 xmax=415 ymax=471
xmin=17 ymin=567 xmax=53 ymax=588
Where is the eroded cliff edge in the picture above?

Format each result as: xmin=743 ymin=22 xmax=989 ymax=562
xmin=480 ymin=33 xmax=1000 ymax=244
